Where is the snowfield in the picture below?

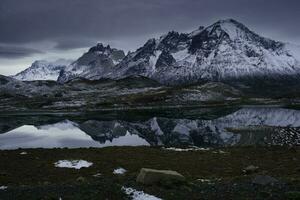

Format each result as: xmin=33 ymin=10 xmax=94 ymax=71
xmin=0 ymin=186 xmax=8 ymax=190
xmin=122 ymin=187 xmax=162 ymax=200
xmin=163 ymin=147 xmax=210 ymax=152
xmin=54 ymin=160 xmax=93 ymax=169
xmin=113 ymin=167 xmax=127 ymax=175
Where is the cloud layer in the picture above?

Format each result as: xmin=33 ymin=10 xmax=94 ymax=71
xmin=0 ymin=0 xmax=299 ymax=74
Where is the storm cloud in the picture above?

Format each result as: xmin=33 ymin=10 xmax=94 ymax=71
xmin=0 ymin=45 xmax=43 ymax=58
xmin=0 ymin=0 xmax=300 ymax=74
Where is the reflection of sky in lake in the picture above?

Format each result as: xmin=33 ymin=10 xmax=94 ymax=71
xmin=0 ymin=120 xmax=149 ymax=150
xmin=1 ymin=107 xmax=300 ymax=149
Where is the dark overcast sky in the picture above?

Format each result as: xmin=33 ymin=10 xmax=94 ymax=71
xmin=0 ymin=0 xmax=300 ymax=75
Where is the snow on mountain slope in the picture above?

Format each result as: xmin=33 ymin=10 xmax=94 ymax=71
xmin=57 ymin=43 xmax=125 ymax=83
xmin=13 ymin=59 xmax=72 ymax=81
xmin=112 ymin=19 xmax=300 ymax=84
xmin=285 ymin=43 xmax=300 ymax=61
xmin=57 ymin=19 xmax=300 ymax=85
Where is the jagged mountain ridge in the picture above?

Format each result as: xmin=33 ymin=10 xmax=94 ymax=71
xmin=57 ymin=19 xmax=300 ymax=85
xmin=13 ymin=59 xmax=72 ymax=81
xmin=57 ymin=44 xmax=125 ymax=83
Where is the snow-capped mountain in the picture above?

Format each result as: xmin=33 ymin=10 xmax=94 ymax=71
xmin=57 ymin=43 xmax=125 ymax=83
xmin=58 ymin=19 xmax=300 ymax=85
xmin=13 ymin=59 xmax=72 ymax=81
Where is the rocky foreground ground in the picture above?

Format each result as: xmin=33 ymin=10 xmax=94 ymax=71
xmin=0 ymin=146 xmax=300 ymax=200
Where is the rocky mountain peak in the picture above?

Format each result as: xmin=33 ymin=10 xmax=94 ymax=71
xmin=131 ymin=39 xmax=157 ymax=61
xmin=86 ymin=43 xmax=125 ymax=61
xmin=57 ymin=44 xmax=126 ymax=82
xmin=157 ymin=31 xmax=189 ymax=52
xmin=189 ymin=18 xmax=284 ymax=54
xmin=88 ymin=43 xmax=111 ymax=53
xmin=208 ymin=19 xmax=252 ymax=39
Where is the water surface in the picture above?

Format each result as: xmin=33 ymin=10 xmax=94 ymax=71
xmin=0 ymin=107 xmax=299 ymax=149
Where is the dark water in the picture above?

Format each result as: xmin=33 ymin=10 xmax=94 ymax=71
xmin=0 ymin=107 xmax=299 ymax=149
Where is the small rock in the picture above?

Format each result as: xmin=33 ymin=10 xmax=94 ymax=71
xmin=243 ymin=165 xmax=259 ymax=174
xmin=252 ymin=175 xmax=278 ymax=186
xmin=136 ymin=168 xmax=185 ymax=186
xmin=76 ymin=176 xmax=86 ymax=182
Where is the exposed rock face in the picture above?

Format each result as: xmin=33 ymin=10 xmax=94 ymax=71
xmin=136 ymin=168 xmax=185 ymax=185
xmin=57 ymin=43 xmax=125 ymax=83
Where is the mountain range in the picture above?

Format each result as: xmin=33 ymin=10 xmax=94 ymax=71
xmin=13 ymin=19 xmax=300 ymax=86
xmin=1 ymin=19 xmax=300 ymax=111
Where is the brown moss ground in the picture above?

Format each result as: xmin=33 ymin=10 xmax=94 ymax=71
xmin=0 ymin=146 xmax=299 ymax=200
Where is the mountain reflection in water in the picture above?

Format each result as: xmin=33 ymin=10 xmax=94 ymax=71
xmin=0 ymin=107 xmax=299 ymax=149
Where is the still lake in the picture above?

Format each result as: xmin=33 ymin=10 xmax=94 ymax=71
xmin=0 ymin=106 xmax=299 ymax=149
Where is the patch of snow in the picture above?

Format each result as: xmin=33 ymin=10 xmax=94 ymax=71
xmin=54 ymin=160 xmax=93 ymax=169
xmin=93 ymin=173 xmax=102 ymax=177
xmin=122 ymin=187 xmax=162 ymax=200
xmin=38 ymin=120 xmax=78 ymax=131
xmin=149 ymin=51 xmax=162 ymax=72
xmin=285 ymin=43 xmax=300 ymax=61
xmin=150 ymin=117 xmax=164 ymax=135
xmin=197 ymin=179 xmax=212 ymax=183
xmin=20 ymin=151 xmax=28 ymax=155
xmin=0 ymin=186 xmax=8 ymax=190
xmin=219 ymin=21 xmax=241 ymax=40
xmin=172 ymin=49 xmax=189 ymax=61
xmin=13 ymin=59 xmax=72 ymax=81
xmin=113 ymin=167 xmax=127 ymax=175
xmin=112 ymin=59 xmax=120 ymax=65
xmin=212 ymin=150 xmax=228 ymax=154
xmin=163 ymin=147 xmax=210 ymax=152
xmin=197 ymin=178 xmax=221 ymax=184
